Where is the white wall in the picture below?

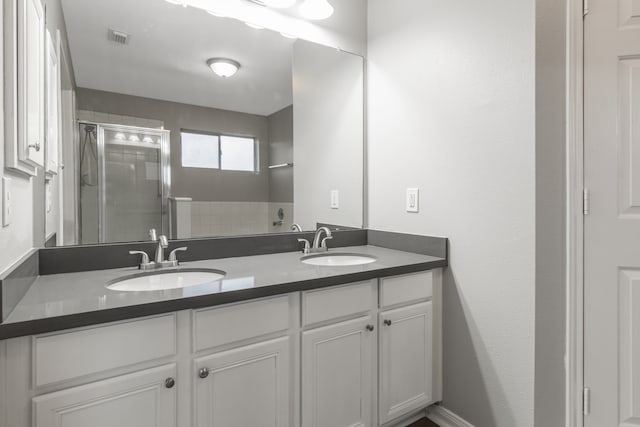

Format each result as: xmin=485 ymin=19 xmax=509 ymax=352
xmin=367 ymin=1 xmax=536 ymax=426
xmin=0 ymin=2 xmax=35 ymax=273
xmin=293 ymin=40 xmax=364 ymax=230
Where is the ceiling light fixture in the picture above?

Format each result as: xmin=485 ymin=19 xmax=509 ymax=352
xmin=262 ymin=0 xmax=297 ymax=8
xmin=245 ymin=22 xmax=265 ymax=29
xmin=299 ymin=0 xmax=333 ymax=20
xmin=165 ymin=0 xmax=187 ymax=7
xmin=206 ymin=9 xmax=226 ymax=17
xmin=207 ymin=58 xmax=241 ymax=78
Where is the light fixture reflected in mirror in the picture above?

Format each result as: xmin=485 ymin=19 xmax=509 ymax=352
xmin=165 ymin=0 xmax=187 ymax=7
xmin=245 ymin=22 xmax=265 ymax=29
xmin=207 ymin=58 xmax=241 ymax=78
xmin=299 ymin=0 xmax=333 ymax=20
xmin=262 ymin=0 xmax=297 ymax=8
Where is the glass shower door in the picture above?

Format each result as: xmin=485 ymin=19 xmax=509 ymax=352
xmin=98 ymin=125 xmax=170 ymax=243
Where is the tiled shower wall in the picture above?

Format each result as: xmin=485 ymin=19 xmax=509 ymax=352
xmin=190 ymin=202 xmax=294 ymax=237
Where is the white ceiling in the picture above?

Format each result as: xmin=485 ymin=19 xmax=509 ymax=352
xmin=61 ymin=0 xmax=295 ymax=116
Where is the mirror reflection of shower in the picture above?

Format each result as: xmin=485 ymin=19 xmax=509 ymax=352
xmin=78 ymin=122 xmax=170 ymax=244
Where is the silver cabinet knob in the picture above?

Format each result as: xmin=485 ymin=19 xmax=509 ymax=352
xmin=165 ymin=377 xmax=175 ymax=389
xmin=366 ymin=324 xmax=375 ymax=332
xmin=384 ymin=319 xmax=392 ymax=326
xmin=28 ymin=141 xmax=41 ymax=152
xmin=198 ymin=367 xmax=209 ymax=379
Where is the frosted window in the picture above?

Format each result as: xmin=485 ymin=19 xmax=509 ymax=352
xmin=221 ymin=136 xmax=255 ymax=171
xmin=181 ymin=132 xmax=219 ymax=168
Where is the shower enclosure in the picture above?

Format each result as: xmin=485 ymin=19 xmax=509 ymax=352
xmin=79 ymin=122 xmax=170 ymax=244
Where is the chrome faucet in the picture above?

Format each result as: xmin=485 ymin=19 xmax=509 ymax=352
xmin=291 ymin=223 xmax=302 ymax=232
xmin=297 ymin=227 xmax=333 ymax=254
xmin=312 ymin=227 xmax=333 ymax=251
xmin=153 ymin=233 xmax=169 ymax=264
xmin=129 ymin=229 xmax=188 ymax=270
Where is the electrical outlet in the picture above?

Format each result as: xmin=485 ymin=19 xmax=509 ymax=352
xmin=406 ymin=188 xmax=419 ymax=213
xmin=3 ymin=177 xmax=12 ymax=227
xmin=330 ymin=190 xmax=339 ymax=209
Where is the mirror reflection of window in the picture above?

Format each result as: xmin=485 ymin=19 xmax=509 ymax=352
xmin=181 ymin=132 xmax=220 ymax=169
xmin=220 ymin=136 xmax=256 ymax=172
xmin=181 ymin=131 xmax=256 ymax=172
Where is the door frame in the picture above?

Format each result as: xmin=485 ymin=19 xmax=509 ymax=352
xmin=566 ymin=0 xmax=585 ymax=426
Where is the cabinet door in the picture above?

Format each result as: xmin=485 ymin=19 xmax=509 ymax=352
xmin=18 ymin=0 xmax=45 ymax=168
xmin=45 ymin=29 xmax=60 ymax=175
xmin=302 ymin=316 xmax=375 ymax=427
xmin=194 ymin=337 xmax=290 ymax=427
xmin=33 ymin=364 xmax=177 ymax=427
xmin=379 ymin=302 xmax=433 ymax=424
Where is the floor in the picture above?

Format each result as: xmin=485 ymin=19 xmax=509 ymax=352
xmin=408 ymin=418 xmax=439 ymax=427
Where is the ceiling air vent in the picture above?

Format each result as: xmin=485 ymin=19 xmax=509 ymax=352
xmin=107 ymin=28 xmax=130 ymax=45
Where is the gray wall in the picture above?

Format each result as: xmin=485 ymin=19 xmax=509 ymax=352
xmin=534 ymin=0 xmax=567 ymax=425
xmin=268 ymin=105 xmax=293 ymax=203
xmin=367 ymin=0 xmax=536 ymax=426
xmin=75 ymin=88 xmax=271 ymax=202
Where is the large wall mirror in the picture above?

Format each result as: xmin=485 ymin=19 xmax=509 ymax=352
xmin=35 ymin=0 xmax=363 ymax=246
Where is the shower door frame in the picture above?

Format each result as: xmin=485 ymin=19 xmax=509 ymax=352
xmin=95 ymin=122 xmax=171 ymax=243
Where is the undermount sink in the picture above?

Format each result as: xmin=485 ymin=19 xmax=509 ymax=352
xmin=107 ymin=268 xmax=226 ymax=292
xmin=300 ymin=252 xmax=377 ymax=267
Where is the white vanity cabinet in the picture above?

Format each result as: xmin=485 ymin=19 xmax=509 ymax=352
xmin=379 ymin=302 xmax=433 ymax=424
xmin=192 ymin=295 xmax=297 ymax=427
xmin=0 ymin=269 xmax=442 ymax=427
xmin=33 ymin=364 xmax=177 ymax=427
xmin=194 ymin=337 xmax=291 ymax=427
xmin=378 ymin=271 xmax=441 ymax=424
xmin=301 ymin=281 xmax=378 ymax=427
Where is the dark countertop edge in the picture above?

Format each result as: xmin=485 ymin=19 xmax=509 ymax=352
xmin=0 ymin=258 xmax=447 ymax=340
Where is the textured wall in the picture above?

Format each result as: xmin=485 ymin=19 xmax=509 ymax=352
xmin=367 ymin=0 xmax=536 ymax=426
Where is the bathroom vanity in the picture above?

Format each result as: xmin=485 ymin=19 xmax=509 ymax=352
xmin=0 ymin=240 xmax=445 ymax=427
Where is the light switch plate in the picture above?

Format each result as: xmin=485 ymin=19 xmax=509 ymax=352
xmin=406 ymin=188 xmax=419 ymax=213
xmin=3 ymin=177 xmax=12 ymax=227
xmin=330 ymin=190 xmax=339 ymax=209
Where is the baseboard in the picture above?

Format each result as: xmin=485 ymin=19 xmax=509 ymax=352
xmin=426 ymin=404 xmax=474 ymax=427
xmin=386 ymin=409 xmax=428 ymax=427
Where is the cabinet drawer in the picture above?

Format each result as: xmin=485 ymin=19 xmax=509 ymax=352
xmin=380 ymin=271 xmax=433 ymax=308
xmin=193 ymin=295 xmax=291 ymax=352
xmin=302 ymin=280 xmax=375 ymax=326
xmin=33 ymin=314 xmax=177 ymax=387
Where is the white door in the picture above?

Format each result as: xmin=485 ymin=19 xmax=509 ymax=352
xmin=19 ymin=0 xmax=45 ymax=168
xmin=32 ymin=364 xmax=177 ymax=427
xmin=584 ymin=1 xmax=640 ymax=426
xmin=301 ymin=315 xmax=375 ymax=427
xmin=194 ymin=337 xmax=290 ymax=427
xmin=379 ymin=302 xmax=433 ymax=424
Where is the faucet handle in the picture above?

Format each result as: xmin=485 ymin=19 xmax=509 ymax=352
xmin=149 ymin=228 xmax=158 ymax=241
xmin=129 ymin=250 xmax=150 ymax=266
xmin=297 ymin=238 xmax=311 ymax=254
xmin=320 ymin=235 xmax=333 ymax=250
xmin=168 ymin=247 xmax=188 ymax=262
